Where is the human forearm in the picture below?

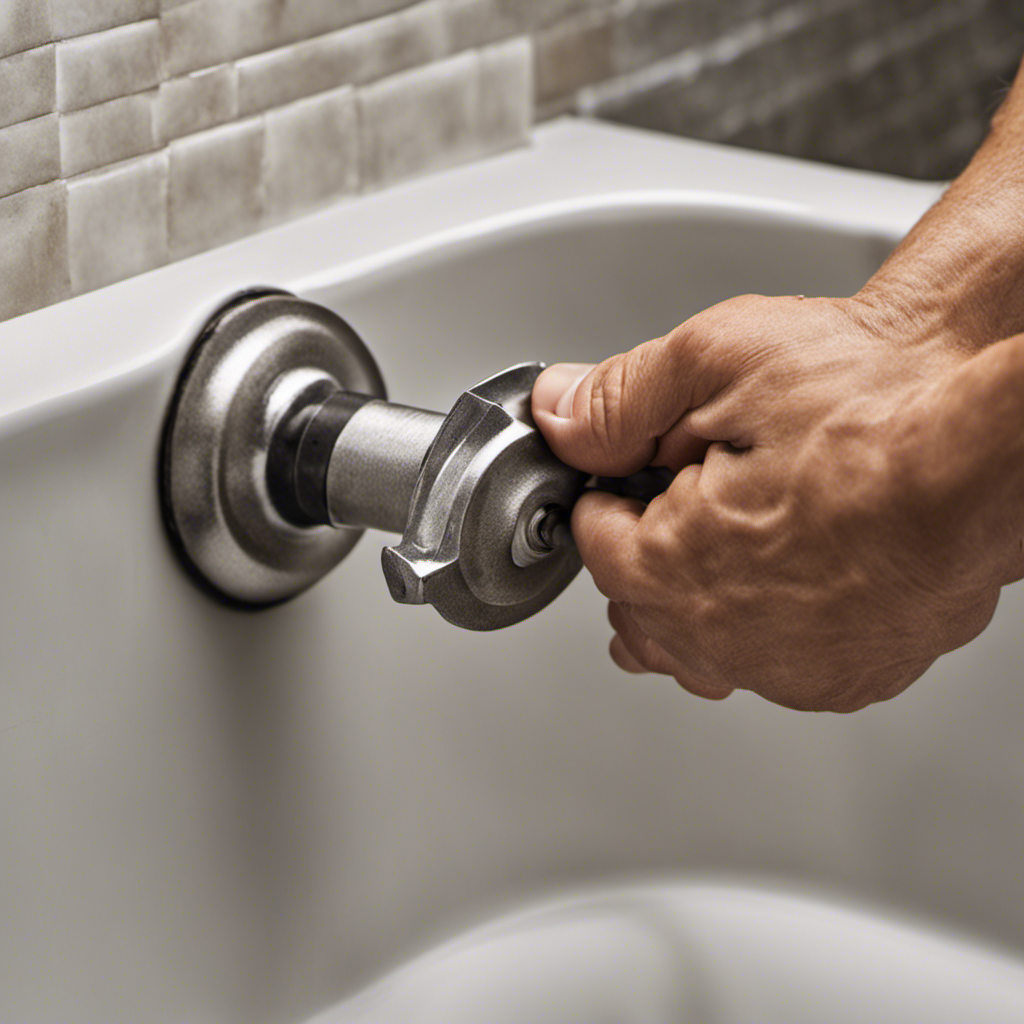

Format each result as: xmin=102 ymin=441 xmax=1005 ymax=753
xmin=530 ymin=60 xmax=1024 ymax=711
xmin=899 ymin=331 xmax=1024 ymax=588
xmin=860 ymin=59 xmax=1024 ymax=347
xmin=533 ymin=292 xmax=1020 ymax=710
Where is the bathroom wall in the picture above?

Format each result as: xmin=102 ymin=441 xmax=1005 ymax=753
xmin=1 ymin=0 xmax=1018 ymax=324
xmin=586 ymin=0 xmax=1023 ymax=182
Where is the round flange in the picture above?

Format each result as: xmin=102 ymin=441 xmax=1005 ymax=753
xmin=161 ymin=290 xmax=386 ymax=606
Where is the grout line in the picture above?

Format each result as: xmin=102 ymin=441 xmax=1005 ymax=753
xmin=0 ymin=0 xmax=1016 ymax=321
xmin=711 ymin=0 xmax=994 ymax=137
xmin=576 ymin=0 xmax=861 ymax=112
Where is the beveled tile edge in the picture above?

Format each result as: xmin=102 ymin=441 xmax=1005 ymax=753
xmin=66 ymin=150 xmax=170 ymax=296
xmin=59 ymin=90 xmax=158 ymax=178
xmin=156 ymin=64 xmax=240 ymax=144
xmin=167 ymin=115 xmax=267 ymax=261
xmin=478 ymin=36 xmax=534 ymax=152
xmin=6 ymin=0 xmax=970 ymax=323
xmin=0 ymin=44 xmax=56 ymax=130
xmin=263 ymin=85 xmax=360 ymax=225
xmin=356 ymin=50 xmax=485 ymax=191
xmin=50 ymin=0 xmax=160 ymax=42
xmin=55 ymin=18 xmax=162 ymax=114
xmin=0 ymin=113 xmax=61 ymax=199
xmin=0 ymin=1 xmax=53 ymax=61
xmin=0 ymin=181 xmax=70 ymax=321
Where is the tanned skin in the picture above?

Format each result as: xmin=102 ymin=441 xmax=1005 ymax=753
xmin=532 ymin=60 xmax=1024 ymax=712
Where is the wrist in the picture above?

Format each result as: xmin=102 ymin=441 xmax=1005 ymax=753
xmin=858 ymin=204 xmax=1024 ymax=351
xmin=856 ymin=105 xmax=1024 ymax=349
xmin=895 ymin=333 xmax=1024 ymax=591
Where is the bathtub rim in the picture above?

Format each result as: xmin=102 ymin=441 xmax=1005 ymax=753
xmin=0 ymin=117 xmax=943 ymax=433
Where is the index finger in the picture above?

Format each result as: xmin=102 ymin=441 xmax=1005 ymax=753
xmin=571 ymin=490 xmax=646 ymax=601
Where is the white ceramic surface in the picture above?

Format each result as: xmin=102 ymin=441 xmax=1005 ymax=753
xmin=2 ymin=120 xmax=1022 ymax=1023
xmin=309 ymin=882 xmax=1024 ymax=1023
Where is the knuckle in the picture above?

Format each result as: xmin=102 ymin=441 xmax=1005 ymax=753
xmin=635 ymin=634 xmax=673 ymax=675
xmin=588 ymin=560 xmax=632 ymax=603
xmin=586 ymin=357 xmax=629 ymax=455
xmin=664 ymin=319 xmax=700 ymax=355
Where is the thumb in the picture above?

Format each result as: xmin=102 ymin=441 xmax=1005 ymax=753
xmin=532 ymin=332 xmax=730 ymax=476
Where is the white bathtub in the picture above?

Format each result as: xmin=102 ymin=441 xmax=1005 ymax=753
xmin=2 ymin=119 xmax=1023 ymax=1022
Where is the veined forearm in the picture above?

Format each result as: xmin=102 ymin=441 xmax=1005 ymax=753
xmin=954 ymin=332 xmax=1024 ymax=583
xmin=860 ymin=58 xmax=1024 ymax=348
xmin=900 ymin=330 xmax=1024 ymax=588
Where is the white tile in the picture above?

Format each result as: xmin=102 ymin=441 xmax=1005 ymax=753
xmin=358 ymin=51 xmax=482 ymax=189
xmin=534 ymin=8 xmax=615 ymax=104
xmin=160 ymin=0 xmax=293 ymax=77
xmin=358 ymin=0 xmax=420 ymax=19
xmin=443 ymin=0 xmax=520 ymax=51
xmin=237 ymin=2 xmax=447 ymax=116
xmin=168 ymin=117 xmax=265 ymax=259
xmin=352 ymin=0 xmax=448 ymax=84
xmin=0 ymin=44 xmax=55 ymax=129
xmin=57 ymin=20 xmax=161 ymax=113
xmin=0 ymin=183 xmax=69 ymax=322
xmin=0 ymin=0 xmax=52 ymax=60
xmin=160 ymin=0 xmax=241 ymax=77
xmin=230 ymin=0 xmax=298 ymax=63
xmin=67 ymin=152 xmax=168 ymax=294
xmin=59 ymin=92 xmax=157 ymax=177
xmin=478 ymin=36 xmax=533 ymax=151
xmin=156 ymin=64 xmax=239 ymax=143
xmin=265 ymin=86 xmax=358 ymax=222
xmin=237 ymin=32 xmax=351 ymax=116
xmin=50 ymin=0 xmax=159 ymax=40
xmin=275 ymin=0 xmax=366 ymax=46
xmin=0 ymin=114 xmax=60 ymax=198
xmin=499 ymin=0 xmax=611 ymax=31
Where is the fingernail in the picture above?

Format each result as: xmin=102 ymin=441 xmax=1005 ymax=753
xmin=533 ymin=363 xmax=593 ymax=419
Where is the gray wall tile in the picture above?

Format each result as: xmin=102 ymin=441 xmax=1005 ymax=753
xmin=0 ymin=44 xmax=55 ymax=130
xmin=275 ymin=1 xmax=367 ymax=47
xmin=0 ymin=114 xmax=60 ymax=198
xmin=0 ymin=0 xmax=1009 ymax=327
xmin=358 ymin=0 xmax=422 ymax=20
xmin=0 ymin=183 xmax=69 ymax=321
xmin=614 ymin=0 xmax=791 ymax=74
xmin=60 ymin=92 xmax=157 ymax=177
xmin=57 ymin=19 xmax=161 ymax=113
xmin=496 ymin=0 xmax=615 ymax=33
xmin=348 ymin=1 xmax=449 ymax=85
xmin=161 ymin=0 xmax=305 ymax=77
xmin=596 ymin=0 xmax=1021 ymax=182
xmin=67 ymin=152 xmax=169 ymax=294
xmin=0 ymin=0 xmax=52 ymax=60
xmin=479 ymin=37 xmax=532 ymax=150
xmin=160 ymin=0 xmax=237 ymax=77
xmin=156 ymin=65 xmax=239 ymax=143
xmin=237 ymin=2 xmax=448 ymax=117
xmin=265 ymin=86 xmax=359 ymax=222
xmin=168 ymin=117 xmax=265 ymax=259
xmin=50 ymin=0 xmax=159 ymax=40
xmin=443 ymin=0 xmax=520 ymax=51
xmin=358 ymin=51 xmax=481 ymax=189
xmin=236 ymin=30 xmax=352 ymax=116
xmin=534 ymin=9 xmax=615 ymax=104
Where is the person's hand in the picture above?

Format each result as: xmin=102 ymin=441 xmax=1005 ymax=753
xmin=532 ymin=292 xmax=1024 ymax=711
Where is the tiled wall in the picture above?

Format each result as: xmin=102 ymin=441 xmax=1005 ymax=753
xmin=1 ymin=0 xmax=1019 ymax=323
xmin=0 ymin=0 xmax=541 ymax=322
xmin=586 ymin=0 xmax=1022 ymax=182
